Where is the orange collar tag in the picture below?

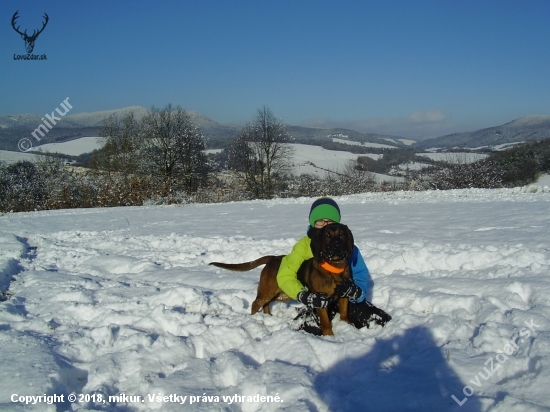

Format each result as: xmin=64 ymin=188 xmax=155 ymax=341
xmin=321 ymin=261 xmax=345 ymax=274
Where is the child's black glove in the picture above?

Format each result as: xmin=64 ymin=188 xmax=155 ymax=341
xmin=297 ymin=291 xmax=330 ymax=308
xmin=335 ymin=279 xmax=362 ymax=301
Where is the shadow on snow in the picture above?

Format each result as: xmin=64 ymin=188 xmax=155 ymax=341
xmin=313 ymin=326 xmax=481 ymax=412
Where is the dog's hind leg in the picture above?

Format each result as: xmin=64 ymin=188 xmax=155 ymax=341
xmin=251 ymin=297 xmax=272 ymax=315
xmin=252 ymin=291 xmax=291 ymax=315
xmin=262 ymin=302 xmax=272 ymax=315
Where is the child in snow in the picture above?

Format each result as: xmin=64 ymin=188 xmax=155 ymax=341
xmin=277 ymin=197 xmax=392 ymax=335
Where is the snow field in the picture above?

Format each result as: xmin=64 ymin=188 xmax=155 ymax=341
xmin=0 ymin=187 xmax=549 ymax=411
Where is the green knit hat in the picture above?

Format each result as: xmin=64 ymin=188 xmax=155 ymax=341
xmin=309 ymin=197 xmax=341 ymax=227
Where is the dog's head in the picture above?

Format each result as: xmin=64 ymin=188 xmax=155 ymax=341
xmin=310 ymin=223 xmax=354 ymax=263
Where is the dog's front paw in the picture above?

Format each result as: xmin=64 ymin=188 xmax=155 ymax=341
xmin=339 ymin=315 xmax=351 ymax=324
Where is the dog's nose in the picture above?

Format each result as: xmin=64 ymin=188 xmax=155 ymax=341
xmin=326 ymin=239 xmax=348 ymax=260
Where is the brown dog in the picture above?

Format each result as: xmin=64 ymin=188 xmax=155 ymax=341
xmin=209 ymin=223 xmax=354 ymax=335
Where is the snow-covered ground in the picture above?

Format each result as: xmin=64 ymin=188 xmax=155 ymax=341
xmin=0 ymin=150 xmax=38 ymax=164
xmin=471 ymin=143 xmax=524 ymax=152
xmin=418 ymin=153 xmax=489 ymax=163
xmin=1 ymin=186 xmax=549 ymax=411
xmin=287 ymin=143 xmax=382 ymax=177
xmin=380 ymin=138 xmax=417 ymax=146
xmin=536 ymin=173 xmax=550 ymax=187
xmin=332 ymin=138 xmax=396 ymax=149
xmin=35 ymin=137 xmax=103 ymax=156
xmin=396 ymin=162 xmax=431 ymax=171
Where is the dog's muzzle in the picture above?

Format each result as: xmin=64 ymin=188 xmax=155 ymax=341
xmin=322 ymin=238 xmax=349 ymax=261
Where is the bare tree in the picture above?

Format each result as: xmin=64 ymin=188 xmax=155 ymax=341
xmin=228 ymin=106 xmax=294 ymax=198
xmin=140 ymin=105 xmax=180 ymax=185
xmin=228 ymin=124 xmax=263 ymax=197
xmin=175 ymin=114 xmax=208 ymax=193
xmin=140 ymin=104 xmax=208 ymax=193
xmin=94 ymin=112 xmax=141 ymax=179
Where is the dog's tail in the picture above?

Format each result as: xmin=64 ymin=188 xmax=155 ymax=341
xmin=209 ymin=255 xmax=281 ymax=272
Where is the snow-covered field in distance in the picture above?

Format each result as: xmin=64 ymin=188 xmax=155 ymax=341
xmin=290 ymin=143 xmax=378 ymax=174
xmin=396 ymin=138 xmax=416 ymax=146
xmin=536 ymin=173 xmax=550 ymax=187
xmin=35 ymin=137 xmax=103 ymax=156
xmin=471 ymin=142 xmax=525 ymax=151
xmin=0 ymin=136 xmax=104 ymax=164
xmin=418 ymin=152 xmax=489 ymax=163
xmin=0 ymin=139 xmax=391 ymax=179
xmin=1 ymin=187 xmax=549 ymax=411
xmin=289 ymin=144 xmax=402 ymax=182
xmin=0 ymin=137 xmax=535 ymax=184
xmin=0 ymin=150 xmax=38 ymax=164
xmin=332 ymin=137 xmax=396 ymax=149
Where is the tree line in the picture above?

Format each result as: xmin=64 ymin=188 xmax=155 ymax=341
xmin=1 ymin=105 xmax=549 ymax=213
xmin=92 ymin=104 xmax=209 ymax=194
xmin=0 ymin=105 xmax=298 ymax=212
xmin=409 ymin=139 xmax=550 ymax=190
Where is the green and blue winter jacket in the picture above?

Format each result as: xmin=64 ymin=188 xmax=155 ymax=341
xmin=277 ymin=230 xmax=369 ymax=303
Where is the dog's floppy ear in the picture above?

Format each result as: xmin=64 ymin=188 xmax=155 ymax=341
xmin=342 ymin=224 xmax=354 ymax=254
xmin=309 ymin=227 xmax=323 ymax=260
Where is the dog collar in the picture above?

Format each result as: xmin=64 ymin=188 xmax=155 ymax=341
xmin=321 ymin=261 xmax=345 ymax=274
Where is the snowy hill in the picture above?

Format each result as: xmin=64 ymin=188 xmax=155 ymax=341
xmin=33 ymin=137 xmax=104 ymax=156
xmin=0 ymin=106 xmax=146 ymax=129
xmin=287 ymin=125 xmax=408 ymax=148
xmin=0 ymin=106 xmax=218 ymax=132
xmin=1 ymin=187 xmax=550 ymax=411
xmin=415 ymin=115 xmax=550 ymax=149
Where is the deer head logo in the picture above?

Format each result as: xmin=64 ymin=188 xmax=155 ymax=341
xmin=11 ymin=11 xmax=49 ymax=54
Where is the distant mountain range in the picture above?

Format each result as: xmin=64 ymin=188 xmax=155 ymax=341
xmin=1 ymin=106 xmax=549 ymax=152
xmin=0 ymin=106 xmax=409 ymax=151
xmin=414 ymin=115 xmax=550 ymax=149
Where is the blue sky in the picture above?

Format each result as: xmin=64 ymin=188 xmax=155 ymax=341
xmin=2 ymin=0 xmax=550 ymax=138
